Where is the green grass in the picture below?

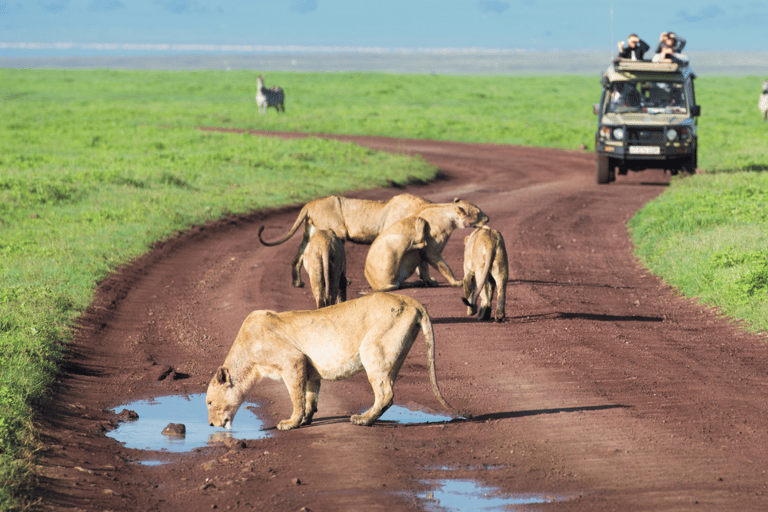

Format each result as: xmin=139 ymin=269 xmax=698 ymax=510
xmin=1 ymin=67 xmax=767 ymax=509
xmin=1 ymin=69 xmax=439 ymax=509
xmin=629 ymin=172 xmax=768 ymax=333
xmin=695 ymin=76 xmax=768 ymax=172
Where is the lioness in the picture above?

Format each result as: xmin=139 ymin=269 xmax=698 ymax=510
xmin=258 ymin=193 xmax=431 ymax=287
xmin=302 ymin=229 xmax=346 ymax=308
xmin=364 ymin=199 xmax=489 ymax=291
xmin=206 ymin=293 xmax=467 ymax=431
xmin=462 ymin=226 xmax=509 ymax=322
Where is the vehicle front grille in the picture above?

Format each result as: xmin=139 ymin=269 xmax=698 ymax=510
xmin=626 ymin=127 xmax=664 ymax=144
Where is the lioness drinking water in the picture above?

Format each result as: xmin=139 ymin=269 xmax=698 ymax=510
xmin=206 ymin=292 xmax=468 ymax=431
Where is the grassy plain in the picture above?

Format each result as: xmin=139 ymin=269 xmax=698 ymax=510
xmin=629 ymin=173 xmax=768 ymax=332
xmin=1 ymin=68 xmax=767 ymax=508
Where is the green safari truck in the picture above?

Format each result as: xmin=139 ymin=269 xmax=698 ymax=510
xmin=594 ymin=58 xmax=701 ymax=184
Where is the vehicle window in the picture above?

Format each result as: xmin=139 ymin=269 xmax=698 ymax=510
xmin=607 ymin=81 xmax=687 ymax=114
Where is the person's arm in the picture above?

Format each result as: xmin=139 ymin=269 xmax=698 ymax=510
xmin=639 ymin=39 xmax=651 ymax=59
xmin=674 ymin=36 xmax=686 ymax=53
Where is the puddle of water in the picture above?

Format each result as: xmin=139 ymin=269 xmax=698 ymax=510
xmin=107 ymin=393 xmax=268 ymax=453
xmin=417 ymin=479 xmax=563 ymax=511
xmin=138 ymin=460 xmax=167 ymax=466
xmin=377 ymin=404 xmax=454 ymax=424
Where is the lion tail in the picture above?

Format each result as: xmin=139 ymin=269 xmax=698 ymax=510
xmin=471 ymin=242 xmax=495 ymax=306
xmin=418 ymin=305 xmax=473 ymax=420
xmin=322 ymin=250 xmax=331 ymax=305
xmin=258 ymin=205 xmax=310 ymax=247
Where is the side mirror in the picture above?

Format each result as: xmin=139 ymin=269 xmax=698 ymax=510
xmin=593 ymin=103 xmax=601 ymax=116
xmin=692 ymin=105 xmax=701 ymax=117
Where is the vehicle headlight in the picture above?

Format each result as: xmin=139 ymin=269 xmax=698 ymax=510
xmin=666 ymin=128 xmax=678 ymax=141
xmin=612 ymin=128 xmax=625 ymax=140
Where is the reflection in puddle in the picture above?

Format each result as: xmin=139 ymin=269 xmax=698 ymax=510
xmin=107 ymin=393 xmax=268 ymax=453
xmin=417 ymin=479 xmax=562 ymax=511
xmin=378 ymin=404 xmax=454 ymax=424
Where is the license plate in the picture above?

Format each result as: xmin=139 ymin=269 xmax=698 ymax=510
xmin=629 ymin=146 xmax=661 ymax=155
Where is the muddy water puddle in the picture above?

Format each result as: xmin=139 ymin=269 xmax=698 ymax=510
xmin=108 ymin=395 xmax=450 ymax=458
xmin=416 ymin=479 xmax=566 ymax=510
xmin=107 ymin=393 xmax=268 ymax=455
xmin=109 ymin=395 xmax=571 ymax=506
xmin=378 ymin=404 xmax=454 ymax=424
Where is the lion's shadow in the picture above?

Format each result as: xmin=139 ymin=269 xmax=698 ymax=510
xmin=262 ymin=403 xmax=629 ymax=430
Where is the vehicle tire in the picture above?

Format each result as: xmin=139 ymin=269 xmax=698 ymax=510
xmin=596 ymin=155 xmax=613 ymax=184
xmin=680 ymin=150 xmax=697 ymax=176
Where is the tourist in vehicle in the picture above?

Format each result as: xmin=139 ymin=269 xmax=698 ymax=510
xmin=655 ymin=32 xmax=686 ymax=54
xmin=609 ymin=82 xmax=641 ymax=111
xmin=652 ymin=45 xmax=689 ymax=65
xmin=617 ymin=34 xmax=650 ymax=60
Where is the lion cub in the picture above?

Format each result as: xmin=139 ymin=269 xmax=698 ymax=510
xmin=462 ymin=226 xmax=509 ymax=322
xmin=302 ymin=229 xmax=346 ymax=308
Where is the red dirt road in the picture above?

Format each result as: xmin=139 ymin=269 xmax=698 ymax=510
xmin=33 ymin=135 xmax=768 ymax=511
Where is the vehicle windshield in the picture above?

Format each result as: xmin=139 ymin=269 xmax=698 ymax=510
xmin=607 ymin=81 xmax=687 ymax=114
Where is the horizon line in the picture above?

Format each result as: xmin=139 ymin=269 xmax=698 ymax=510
xmin=1 ymin=42 xmax=612 ymax=54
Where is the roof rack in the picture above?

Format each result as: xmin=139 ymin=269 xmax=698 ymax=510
xmin=614 ymin=58 xmax=680 ymax=73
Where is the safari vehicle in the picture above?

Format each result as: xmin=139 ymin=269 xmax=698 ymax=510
xmin=593 ymin=58 xmax=701 ymax=184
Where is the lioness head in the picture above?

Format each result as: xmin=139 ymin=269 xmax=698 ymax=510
xmin=206 ymin=366 xmax=244 ymax=429
xmin=453 ymin=198 xmax=489 ymax=229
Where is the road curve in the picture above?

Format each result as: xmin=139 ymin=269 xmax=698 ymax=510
xmin=34 ymin=134 xmax=768 ymax=511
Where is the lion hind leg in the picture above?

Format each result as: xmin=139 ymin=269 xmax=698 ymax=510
xmin=352 ymin=375 xmax=394 ymax=426
xmin=477 ymin=278 xmax=495 ymax=322
xmin=301 ymin=366 xmax=322 ymax=426
xmin=352 ymin=320 xmax=415 ymax=426
xmin=462 ymin=271 xmax=478 ymax=316
xmin=493 ymin=272 xmax=507 ymax=323
xmin=492 ymin=250 xmax=509 ymax=322
xmin=291 ymin=224 xmax=313 ymax=288
xmin=277 ymin=355 xmax=309 ymax=431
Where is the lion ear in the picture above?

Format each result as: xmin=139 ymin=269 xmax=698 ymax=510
xmin=215 ymin=366 xmax=232 ymax=386
xmin=453 ymin=197 xmax=460 ymax=203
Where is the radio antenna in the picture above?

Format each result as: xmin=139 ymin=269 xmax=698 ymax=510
xmin=610 ymin=4 xmax=614 ymax=52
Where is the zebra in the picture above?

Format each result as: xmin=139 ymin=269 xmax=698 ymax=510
xmin=256 ymin=75 xmax=285 ymax=114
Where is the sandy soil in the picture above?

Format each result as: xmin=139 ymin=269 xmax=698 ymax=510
xmin=31 ymin=134 xmax=768 ymax=511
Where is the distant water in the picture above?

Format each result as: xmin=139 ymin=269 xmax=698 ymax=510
xmin=1 ymin=50 xmax=765 ymax=75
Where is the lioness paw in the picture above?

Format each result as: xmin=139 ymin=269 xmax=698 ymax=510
xmin=277 ymin=419 xmax=301 ymax=431
xmin=350 ymin=414 xmax=375 ymax=426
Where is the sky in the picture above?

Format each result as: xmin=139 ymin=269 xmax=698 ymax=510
xmin=1 ymin=0 xmax=766 ymax=57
